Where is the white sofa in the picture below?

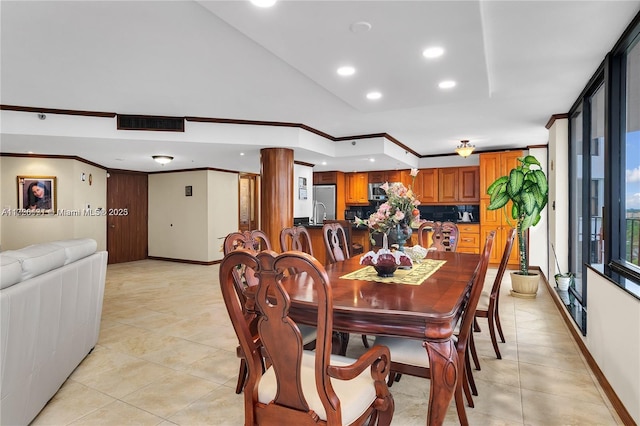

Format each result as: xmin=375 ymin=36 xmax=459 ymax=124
xmin=0 ymin=239 xmax=108 ymax=425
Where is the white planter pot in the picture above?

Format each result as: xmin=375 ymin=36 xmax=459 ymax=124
xmin=555 ymin=275 xmax=573 ymax=291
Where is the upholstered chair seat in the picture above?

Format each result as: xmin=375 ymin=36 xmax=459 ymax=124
xmin=258 ymin=352 xmax=379 ymax=425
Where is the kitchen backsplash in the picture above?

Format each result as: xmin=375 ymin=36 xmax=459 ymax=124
xmin=346 ymin=203 xmax=480 ymax=223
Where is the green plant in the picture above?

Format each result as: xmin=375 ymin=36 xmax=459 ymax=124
xmin=486 ymin=155 xmax=548 ymax=275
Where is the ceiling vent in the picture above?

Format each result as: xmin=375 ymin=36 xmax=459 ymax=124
xmin=117 ymin=114 xmax=184 ymax=132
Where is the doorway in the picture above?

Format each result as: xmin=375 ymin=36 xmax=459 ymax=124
xmin=106 ymin=170 xmax=148 ymax=264
xmin=239 ymin=173 xmax=258 ymax=232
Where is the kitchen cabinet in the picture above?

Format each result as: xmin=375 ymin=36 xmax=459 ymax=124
xmin=458 ymin=166 xmax=480 ymax=203
xmin=368 ymin=170 xmax=401 ymax=183
xmin=345 ymin=172 xmax=369 ymax=205
xmin=438 ymin=168 xmax=459 ymax=203
xmin=456 ymin=223 xmax=480 ymax=254
xmin=437 ymin=166 xmax=479 ymax=204
xmin=402 ymin=168 xmax=438 ymax=203
xmin=313 ymin=171 xmax=338 ymax=185
xmin=480 ymin=151 xmax=522 ymax=264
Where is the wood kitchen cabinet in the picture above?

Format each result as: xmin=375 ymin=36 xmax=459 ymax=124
xmin=345 ymin=172 xmax=369 ymax=205
xmin=438 ymin=168 xmax=459 ymax=203
xmin=402 ymin=168 xmax=438 ymax=203
xmin=458 ymin=166 xmax=480 ymax=203
xmin=438 ymin=166 xmax=480 ymax=204
xmin=368 ymin=170 xmax=401 ymax=183
xmin=456 ymin=223 xmax=480 ymax=254
xmin=480 ymin=151 xmax=522 ymax=264
xmin=313 ymin=171 xmax=338 ymax=185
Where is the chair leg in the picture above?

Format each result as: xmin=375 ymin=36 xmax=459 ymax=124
xmin=473 ymin=317 xmax=481 ymax=332
xmin=465 ymin=347 xmax=478 ymax=397
xmin=387 ymin=371 xmax=396 ymax=387
xmin=488 ymin=312 xmax=502 ymax=359
xmin=331 ymin=332 xmax=350 ymax=355
xmin=495 ymin=309 xmax=506 ymax=343
xmin=469 ymin=331 xmax=481 ymax=371
xmin=235 ymin=359 xmax=248 ymax=394
xmin=362 ymin=334 xmax=370 ymax=348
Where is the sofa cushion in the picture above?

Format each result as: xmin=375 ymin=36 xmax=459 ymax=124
xmin=2 ymin=243 xmax=66 ymax=281
xmin=51 ymin=238 xmax=97 ymax=264
xmin=0 ymin=254 xmax=23 ymax=289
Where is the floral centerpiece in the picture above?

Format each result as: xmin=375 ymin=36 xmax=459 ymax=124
xmin=355 ymin=169 xmax=421 ymax=249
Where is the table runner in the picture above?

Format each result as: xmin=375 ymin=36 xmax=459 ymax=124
xmin=339 ymin=259 xmax=446 ymax=285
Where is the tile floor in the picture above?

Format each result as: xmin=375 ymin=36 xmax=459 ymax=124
xmin=31 ymin=260 xmax=622 ymax=425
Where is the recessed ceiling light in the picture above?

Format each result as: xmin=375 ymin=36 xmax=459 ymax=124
xmin=366 ymin=91 xmax=382 ymax=100
xmin=438 ymin=80 xmax=456 ymax=89
xmin=240 ymin=152 xmax=245 ymax=156
xmin=250 ymin=0 xmax=277 ymax=7
xmin=422 ymin=46 xmax=445 ymax=59
xmin=350 ymin=21 xmax=372 ymax=33
xmin=369 ymin=158 xmax=375 ymax=162
xmin=321 ymin=161 xmax=327 ymax=166
xmin=337 ymin=66 xmax=355 ymax=76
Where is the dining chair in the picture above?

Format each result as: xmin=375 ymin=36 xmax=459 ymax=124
xmin=280 ymin=225 xmax=314 ymax=256
xmin=322 ymin=222 xmax=351 ymax=263
xmin=418 ymin=221 xmax=459 ymax=252
xmin=416 ymin=221 xmax=435 ymax=247
xmin=219 ymin=249 xmax=395 ymax=425
xmin=473 ymin=227 xmax=516 ymax=360
xmin=322 ymin=222 xmax=368 ymax=352
xmin=373 ymin=231 xmax=495 ymax=426
xmin=223 ymin=230 xmax=316 ymax=394
xmin=326 ymin=220 xmax=366 ymax=255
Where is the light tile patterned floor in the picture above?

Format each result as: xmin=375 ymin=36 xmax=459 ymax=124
xmin=31 ymin=260 xmax=622 ymax=425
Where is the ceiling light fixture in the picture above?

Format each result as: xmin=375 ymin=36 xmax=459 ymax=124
xmin=349 ymin=21 xmax=372 ymax=33
xmin=366 ymin=91 xmax=382 ymax=100
xmin=152 ymin=155 xmax=173 ymax=165
xmin=422 ymin=46 xmax=444 ymax=59
xmin=439 ymin=80 xmax=456 ymax=89
xmin=250 ymin=0 xmax=277 ymax=7
xmin=337 ymin=66 xmax=355 ymax=76
xmin=455 ymin=140 xmax=475 ymax=158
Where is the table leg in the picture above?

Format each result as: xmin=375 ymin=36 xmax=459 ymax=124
xmin=425 ymin=339 xmax=458 ymax=425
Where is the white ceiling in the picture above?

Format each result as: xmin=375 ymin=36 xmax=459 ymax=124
xmin=1 ymin=0 xmax=639 ymax=173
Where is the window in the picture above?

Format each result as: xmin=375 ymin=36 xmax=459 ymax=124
xmin=568 ymin=14 xmax=640 ymax=333
xmin=622 ymin=36 xmax=640 ymax=270
xmin=589 ymin=84 xmax=605 ymax=267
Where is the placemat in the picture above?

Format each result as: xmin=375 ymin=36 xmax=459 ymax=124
xmin=340 ymin=259 xmax=447 ymax=285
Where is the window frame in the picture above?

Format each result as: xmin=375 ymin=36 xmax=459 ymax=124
xmin=606 ymin=16 xmax=640 ymax=284
xmin=566 ymin=13 xmax=640 ymax=335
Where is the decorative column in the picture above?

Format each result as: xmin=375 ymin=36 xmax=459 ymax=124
xmin=260 ymin=148 xmax=293 ymax=245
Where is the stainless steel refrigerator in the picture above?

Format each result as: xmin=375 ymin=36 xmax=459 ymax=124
xmin=312 ymin=185 xmax=336 ymax=224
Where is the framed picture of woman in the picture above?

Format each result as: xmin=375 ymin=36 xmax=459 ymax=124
xmin=17 ymin=176 xmax=57 ymax=214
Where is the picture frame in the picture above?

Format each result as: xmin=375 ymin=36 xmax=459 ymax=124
xmin=17 ymin=176 xmax=57 ymax=214
xmin=298 ymin=177 xmax=307 ymax=200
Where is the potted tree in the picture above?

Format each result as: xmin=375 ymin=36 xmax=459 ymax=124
xmin=486 ymin=155 xmax=548 ymax=298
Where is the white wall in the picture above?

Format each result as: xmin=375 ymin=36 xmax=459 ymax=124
xmin=528 ymin=146 xmax=549 ymax=275
xmin=293 ymin=163 xmax=313 ymax=219
xmin=587 ymin=271 xmax=640 ymax=422
xmin=148 ymin=169 xmax=239 ymax=262
xmin=547 ymin=119 xmax=570 ymax=279
xmin=0 ymin=156 xmax=107 ymax=250
xmin=207 ymin=170 xmax=239 ymax=261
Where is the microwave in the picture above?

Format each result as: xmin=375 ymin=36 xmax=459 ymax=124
xmin=368 ymin=183 xmax=387 ymax=201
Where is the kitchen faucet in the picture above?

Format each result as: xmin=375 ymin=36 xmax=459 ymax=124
xmin=313 ymin=201 xmax=327 ymax=224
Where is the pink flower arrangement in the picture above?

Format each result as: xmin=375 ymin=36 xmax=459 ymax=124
xmin=355 ymin=169 xmax=421 ymax=235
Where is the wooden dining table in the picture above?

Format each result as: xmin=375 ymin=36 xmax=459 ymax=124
xmin=280 ymin=250 xmax=481 ymax=426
